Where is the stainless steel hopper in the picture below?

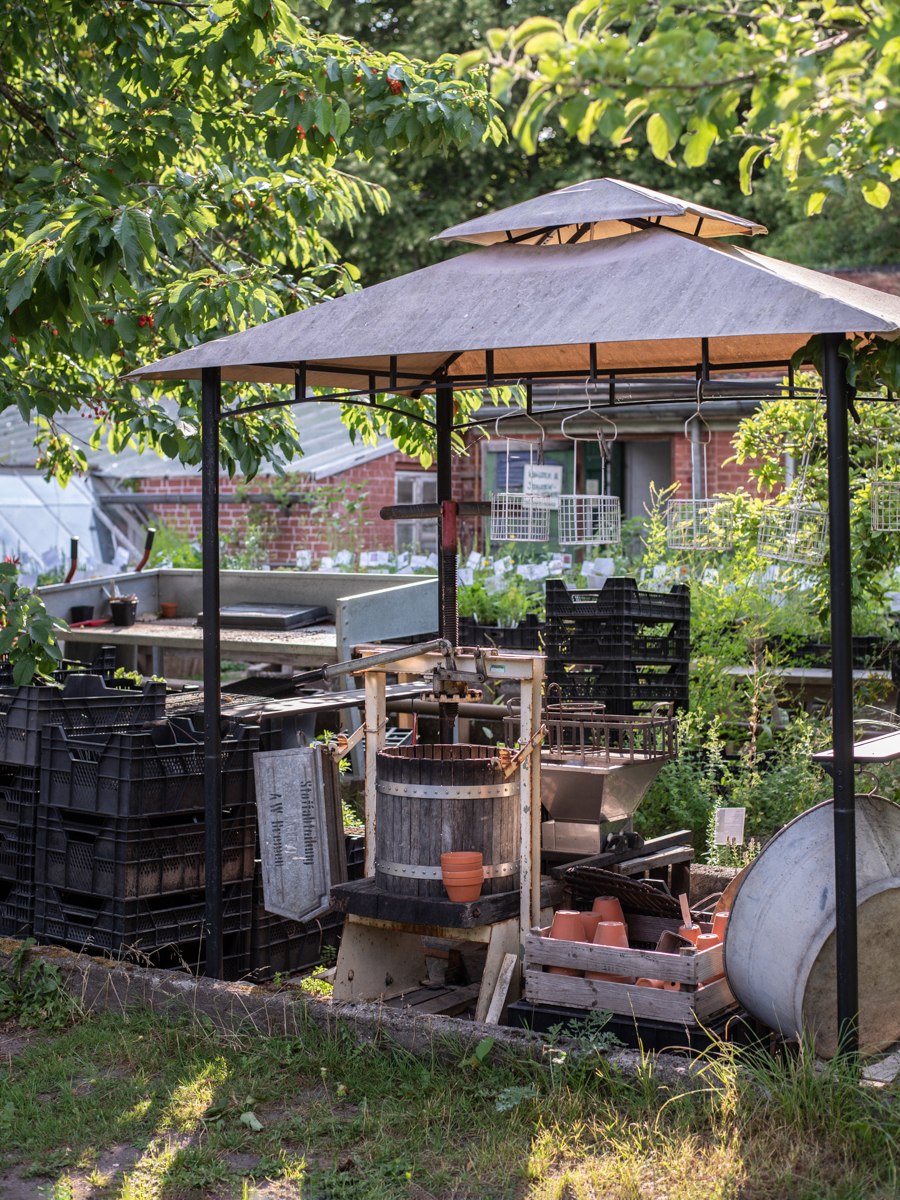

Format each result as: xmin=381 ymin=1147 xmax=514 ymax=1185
xmin=504 ymin=700 xmax=678 ymax=856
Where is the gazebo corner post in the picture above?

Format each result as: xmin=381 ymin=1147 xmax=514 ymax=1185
xmin=435 ymin=378 xmax=456 ymax=743
xmin=822 ymin=331 xmax=859 ymax=1058
xmin=201 ymin=366 xmax=224 ymax=980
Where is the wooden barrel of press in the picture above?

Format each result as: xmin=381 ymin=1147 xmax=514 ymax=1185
xmin=375 ymin=745 xmax=520 ymax=898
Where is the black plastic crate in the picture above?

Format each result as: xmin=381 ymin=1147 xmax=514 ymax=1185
xmin=345 ymin=831 xmax=365 ymax=882
xmin=0 ymin=820 xmax=34 ymax=886
xmin=546 ymin=664 xmax=689 ymax=710
xmin=0 ymin=878 xmax=33 ymax=937
xmin=34 ymin=879 xmax=253 ymax=955
xmin=545 ymin=578 xmax=690 ymax=624
xmin=41 ymin=720 xmax=258 ymax=817
xmin=36 ymin=803 xmax=256 ymax=899
xmin=52 ymin=646 xmax=118 ymax=684
xmin=543 ymin=630 xmax=689 ymax=665
xmin=0 ymin=674 xmax=166 ymax=765
xmin=0 ymin=762 xmax=40 ymax=828
xmin=249 ymin=904 xmax=344 ymax=982
xmin=458 ymin=614 xmax=542 ymax=651
xmin=143 ymin=929 xmax=252 ymax=982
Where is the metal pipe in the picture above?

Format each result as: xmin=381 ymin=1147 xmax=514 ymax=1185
xmin=387 ymin=698 xmax=512 ymax=720
xmin=292 ymin=639 xmax=452 ymax=687
xmin=435 ymin=380 xmax=456 ymax=743
xmin=65 ymin=537 xmax=78 ymax=583
xmin=822 ymin=331 xmax=859 ymax=1058
xmin=201 ymin=366 xmax=223 ymax=980
xmin=379 ymin=501 xmax=492 ymax=520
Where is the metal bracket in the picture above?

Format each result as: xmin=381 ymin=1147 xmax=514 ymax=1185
xmin=327 ymin=722 xmax=367 ymax=763
xmin=497 ymin=724 xmax=548 ymax=779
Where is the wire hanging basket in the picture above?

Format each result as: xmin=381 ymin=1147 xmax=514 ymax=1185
xmin=870 ymin=435 xmax=900 ymax=532
xmin=557 ymin=401 xmax=621 ymax=546
xmin=666 ymin=399 xmax=733 ymax=551
xmin=666 ymin=497 xmax=733 ymax=552
xmin=757 ymin=397 xmax=827 ymax=565
xmin=490 ymin=407 xmax=551 ymax=543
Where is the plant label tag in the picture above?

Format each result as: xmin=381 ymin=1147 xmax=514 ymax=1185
xmin=523 ymin=463 xmax=563 ymax=497
xmin=714 ymin=807 xmax=746 ymax=846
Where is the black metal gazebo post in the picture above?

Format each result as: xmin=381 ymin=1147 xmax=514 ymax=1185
xmin=201 ymin=365 xmax=224 ymax=979
xmin=822 ymin=332 xmax=859 ymax=1056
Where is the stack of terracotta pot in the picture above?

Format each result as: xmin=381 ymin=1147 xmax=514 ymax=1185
xmin=546 ymin=896 xmax=635 ymax=981
xmin=545 ymin=901 xmax=730 ymax=991
xmin=440 ymin=852 xmax=484 ymax=902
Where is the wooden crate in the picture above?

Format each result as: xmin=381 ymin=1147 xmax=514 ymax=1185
xmin=524 ymin=914 xmax=736 ymax=1026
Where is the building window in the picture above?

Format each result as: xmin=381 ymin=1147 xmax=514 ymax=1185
xmin=395 ymin=472 xmax=438 ymax=554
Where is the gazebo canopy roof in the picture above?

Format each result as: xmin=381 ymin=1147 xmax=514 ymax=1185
xmin=433 ymin=177 xmax=767 ymax=246
xmin=127 ymin=224 xmax=900 ymax=394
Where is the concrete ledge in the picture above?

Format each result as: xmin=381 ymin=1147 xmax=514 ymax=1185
xmin=0 ymin=939 xmax=703 ymax=1086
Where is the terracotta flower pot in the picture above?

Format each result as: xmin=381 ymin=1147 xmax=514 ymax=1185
xmin=441 ymin=852 xmax=482 ymax=869
xmin=712 ymin=910 xmax=729 ymax=941
xmin=636 ymin=978 xmax=665 ymax=989
xmin=441 ymin=852 xmax=484 ymax=902
xmin=548 ymin=909 xmax=585 ymax=976
xmin=586 ymin=920 xmax=633 ymax=983
xmin=592 ymin=895 xmax=625 ymax=925
xmin=696 ymin=931 xmax=725 ymax=984
xmin=662 ymin=980 xmax=682 ymax=992
xmin=678 ymin=924 xmax=701 ymax=945
xmin=579 ymin=911 xmax=603 ymax=943
xmin=160 ymin=602 xmax=178 ymax=619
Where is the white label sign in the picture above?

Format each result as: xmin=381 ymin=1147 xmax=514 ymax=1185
xmin=255 ymin=747 xmax=333 ymax=921
xmin=714 ymin=806 xmax=746 ymax=846
xmin=523 ymin=463 xmax=563 ymax=497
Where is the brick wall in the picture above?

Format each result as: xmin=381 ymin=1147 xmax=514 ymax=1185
xmin=137 ymin=434 xmax=481 ymax=564
xmin=671 ymin=429 xmax=769 ymax=498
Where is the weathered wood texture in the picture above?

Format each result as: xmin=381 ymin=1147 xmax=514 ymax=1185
xmin=523 ymin=913 xmax=735 ymax=1025
xmin=375 ymin=745 xmax=520 ymax=898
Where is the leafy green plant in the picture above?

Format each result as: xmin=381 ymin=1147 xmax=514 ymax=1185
xmin=0 ymin=561 xmax=66 ymax=684
xmin=0 ymin=940 xmax=78 ymax=1030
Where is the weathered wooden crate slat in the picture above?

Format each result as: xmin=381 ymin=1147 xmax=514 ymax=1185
xmin=524 ymin=918 xmax=736 ymax=1026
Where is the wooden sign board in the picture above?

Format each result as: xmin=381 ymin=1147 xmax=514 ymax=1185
xmin=254 ymin=745 xmax=347 ymax=922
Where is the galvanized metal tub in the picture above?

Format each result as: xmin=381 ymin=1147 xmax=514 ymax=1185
xmin=374 ymin=744 xmax=520 ymax=899
xmin=723 ymin=794 xmax=900 ymax=1057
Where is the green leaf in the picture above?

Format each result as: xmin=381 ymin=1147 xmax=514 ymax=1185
xmin=683 ymin=117 xmax=718 ymax=168
xmin=239 ymin=1110 xmax=263 ymax=1131
xmin=738 ymin=144 xmax=768 ymax=196
xmin=646 ymin=111 xmax=677 ymax=161
xmin=861 ymin=179 xmax=891 ymax=209
xmin=474 ymin=1036 xmax=494 ymax=1062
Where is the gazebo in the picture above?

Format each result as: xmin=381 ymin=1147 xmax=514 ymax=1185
xmin=128 ymin=177 xmax=900 ymax=1054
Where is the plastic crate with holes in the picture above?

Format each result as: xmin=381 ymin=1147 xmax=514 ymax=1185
xmin=249 ymin=903 xmax=345 ymax=982
xmin=545 ymin=578 xmax=690 ymax=624
xmin=0 ymin=674 xmax=167 ymax=766
xmin=33 ymin=878 xmax=254 ymax=956
xmin=35 ymin=801 xmax=256 ymax=899
xmin=39 ymin=718 xmax=258 ymax=817
xmin=458 ymin=614 xmax=543 ymax=651
xmin=545 ymin=664 xmax=689 ymax=711
xmin=0 ymin=878 xmax=34 ymax=937
xmin=543 ymin=627 xmax=689 ymax=665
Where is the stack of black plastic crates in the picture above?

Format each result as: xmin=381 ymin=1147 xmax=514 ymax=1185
xmin=544 ymin=578 xmax=690 ymax=713
xmin=0 ymin=670 xmax=169 ymax=939
xmin=32 ymin=710 xmax=259 ymax=979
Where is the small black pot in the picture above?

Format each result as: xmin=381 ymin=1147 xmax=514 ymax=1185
xmin=109 ymin=599 xmax=137 ymax=627
xmin=69 ymin=605 xmax=94 ymax=624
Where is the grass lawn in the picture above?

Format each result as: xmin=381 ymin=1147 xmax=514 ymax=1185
xmin=1 ymin=998 xmax=900 ymax=1200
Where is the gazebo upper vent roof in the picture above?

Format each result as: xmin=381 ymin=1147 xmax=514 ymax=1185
xmin=433 ymin=177 xmax=768 ymax=246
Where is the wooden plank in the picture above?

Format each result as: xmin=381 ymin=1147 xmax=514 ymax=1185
xmin=523 ymin=933 xmax=723 ymax=984
xmin=474 ymin=917 xmax=519 ymax=1022
xmin=617 ymin=846 xmax=694 ymax=876
xmin=556 ymin=830 xmax=695 ymax=876
xmin=694 ymin=976 xmax=736 ymax=1018
xmin=525 ymin=970 xmax=699 ymax=1023
xmin=330 ymin=876 xmax=563 ymax=928
xmin=485 ymin=953 xmax=519 ymax=1025
xmin=386 ymin=983 xmax=482 ymax=1016
xmin=348 ymin=914 xmax=493 ymax=943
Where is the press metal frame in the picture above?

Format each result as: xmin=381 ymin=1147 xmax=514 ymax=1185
xmin=200 ymin=334 xmax=860 ymax=1055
